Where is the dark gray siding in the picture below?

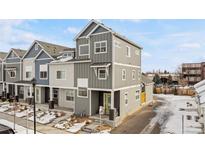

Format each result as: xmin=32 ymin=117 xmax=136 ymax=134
xmin=24 ymin=42 xmax=42 ymax=58
xmin=79 ymin=22 xmax=97 ymax=37
xmin=35 ymin=59 xmax=52 ymax=85
xmin=5 ymin=58 xmax=20 ymax=63
xmin=92 ymin=26 xmax=108 ymax=34
xmin=5 ymin=63 xmax=21 ymax=83
xmin=36 ymin=51 xmax=50 ymax=59
xmin=90 ymin=32 xmax=112 ymax=63
xmin=91 ymin=91 xmax=99 ymax=115
xmin=74 ymin=89 xmax=90 ymax=115
xmin=76 ymin=38 xmax=89 ymax=60
xmin=74 ymin=62 xmax=112 ymax=89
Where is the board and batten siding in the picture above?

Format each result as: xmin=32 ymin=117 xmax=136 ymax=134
xmin=24 ymin=42 xmax=42 ymax=58
xmin=113 ymin=35 xmax=141 ymax=66
xmin=49 ymin=63 xmax=74 ymax=88
xmin=76 ymin=38 xmax=89 ymax=60
xmin=79 ymin=22 xmax=97 ymax=37
xmin=4 ymin=63 xmax=21 ymax=83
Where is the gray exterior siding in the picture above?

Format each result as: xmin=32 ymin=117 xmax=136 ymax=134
xmin=92 ymin=26 xmax=108 ymax=34
xmin=5 ymin=58 xmax=20 ymax=63
xmin=24 ymin=42 xmax=42 ymax=59
xmin=4 ymin=63 xmax=21 ymax=83
xmin=76 ymin=38 xmax=89 ymax=60
xmin=35 ymin=59 xmax=52 ymax=85
xmin=79 ymin=22 xmax=97 ymax=37
xmin=74 ymin=62 xmax=112 ymax=89
xmin=0 ymin=62 xmax=3 ymax=82
xmin=37 ymin=51 xmax=50 ymax=59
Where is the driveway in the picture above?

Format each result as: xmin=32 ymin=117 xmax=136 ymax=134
xmin=111 ymin=101 xmax=161 ymax=134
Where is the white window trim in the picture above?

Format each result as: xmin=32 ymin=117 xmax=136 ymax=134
xmin=126 ymin=46 xmax=131 ymax=57
xmin=66 ymin=90 xmax=75 ymax=102
xmin=98 ymin=68 xmax=107 ymax=80
xmin=79 ymin=44 xmax=90 ymax=56
xmin=39 ymin=71 xmax=48 ymax=80
xmin=132 ymin=70 xmax=136 ymax=80
xmin=124 ymin=92 xmax=128 ymax=105
xmin=35 ymin=44 xmax=38 ymax=51
xmin=8 ymin=70 xmax=16 ymax=78
xmin=77 ymin=87 xmax=88 ymax=98
xmin=56 ymin=70 xmax=66 ymax=80
xmin=94 ymin=40 xmax=107 ymax=54
xmin=25 ymin=71 xmax=32 ymax=79
xmin=122 ymin=69 xmax=126 ymax=80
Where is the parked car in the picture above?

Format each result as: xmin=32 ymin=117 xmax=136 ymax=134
xmin=0 ymin=124 xmax=15 ymax=134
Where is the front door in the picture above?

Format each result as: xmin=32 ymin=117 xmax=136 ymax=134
xmin=103 ymin=93 xmax=111 ymax=115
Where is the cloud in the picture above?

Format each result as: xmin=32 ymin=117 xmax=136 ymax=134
xmin=179 ymin=43 xmax=201 ymax=49
xmin=64 ymin=26 xmax=80 ymax=34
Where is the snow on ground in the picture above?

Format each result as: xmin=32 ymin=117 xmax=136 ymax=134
xmin=0 ymin=119 xmax=41 ymax=134
xmin=153 ymin=94 xmax=203 ymax=134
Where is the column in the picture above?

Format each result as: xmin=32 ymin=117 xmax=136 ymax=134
xmin=50 ymin=87 xmax=53 ymax=101
xmin=23 ymin=86 xmax=26 ymax=100
xmin=15 ymin=84 xmax=18 ymax=96
xmin=2 ymin=82 xmax=5 ymax=92
xmin=111 ymin=91 xmax=114 ymax=109
xmin=6 ymin=84 xmax=9 ymax=93
xmin=29 ymin=86 xmax=32 ymax=97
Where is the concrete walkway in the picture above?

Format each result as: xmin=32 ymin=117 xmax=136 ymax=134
xmin=111 ymin=101 xmax=161 ymax=134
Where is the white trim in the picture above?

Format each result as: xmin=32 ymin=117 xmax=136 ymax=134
xmin=7 ymin=70 xmax=16 ymax=78
xmin=56 ymin=70 xmax=66 ymax=80
xmin=35 ymin=44 xmax=38 ymax=51
xmin=79 ymin=44 xmax=90 ymax=56
xmin=90 ymin=31 xmax=110 ymax=36
xmin=94 ymin=40 xmax=107 ymax=54
xmin=114 ymin=84 xmax=141 ymax=91
xmin=86 ymin=25 xmax=99 ymax=38
xmin=114 ymin=62 xmax=141 ymax=68
xmin=90 ymin=63 xmax=111 ymax=68
xmin=89 ymin=88 xmax=112 ymax=92
xmin=49 ymin=60 xmax=91 ymax=65
xmin=98 ymin=68 xmax=107 ymax=80
xmin=39 ymin=64 xmax=48 ymax=80
xmin=77 ymin=87 xmax=88 ymax=98
xmin=36 ymin=58 xmax=53 ymax=61
xmin=48 ymin=85 xmax=77 ymax=89
xmin=4 ymin=62 xmax=21 ymax=65
xmin=89 ymin=90 xmax=91 ymax=116
xmin=126 ymin=46 xmax=131 ymax=57
xmin=4 ymin=49 xmax=21 ymax=60
xmin=122 ymin=69 xmax=126 ymax=80
xmin=34 ymin=49 xmax=54 ymax=61
xmin=112 ymin=34 xmax=115 ymax=91
xmin=65 ymin=89 xmax=75 ymax=102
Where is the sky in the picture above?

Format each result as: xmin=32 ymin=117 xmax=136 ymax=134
xmin=0 ymin=19 xmax=205 ymax=72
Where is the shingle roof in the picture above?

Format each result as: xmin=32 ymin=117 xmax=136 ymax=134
xmin=0 ymin=52 xmax=8 ymax=60
xmin=142 ymin=74 xmax=154 ymax=84
xmin=36 ymin=40 xmax=75 ymax=59
xmin=12 ymin=48 xmax=27 ymax=58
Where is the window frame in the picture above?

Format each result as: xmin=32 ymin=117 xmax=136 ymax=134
xmin=39 ymin=64 xmax=48 ymax=80
xmin=66 ymin=90 xmax=75 ymax=102
xmin=98 ymin=68 xmax=107 ymax=80
xmin=126 ymin=46 xmax=131 ymax=57
xmin=25 ymin=71 xmax=32 ymax=79
xmin=56 ymin=70 xmax=66 ymax=80
xmin=9 ymin=70 xmax=16 ymax=78
xmin=79 ymin=44 xmax=89 ymax=56
xmin=77 ymin=87 xmax=88 ymax=98
xmin=122 ymin=69 xmax=126 ymax=80
xmin=94 ymin=41 xmax=107 ymax=54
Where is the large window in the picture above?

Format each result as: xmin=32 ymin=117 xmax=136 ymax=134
xmin=94 ymin=41 xmax=107 ymax=54
xmin=124 ymin=92 xmax=128 ymax=105
xmin=79 ymin=44 xmax=89 ymax=56
xmin=39 ymin=64 xmax=48 ymax=79
xmin=26 ymin=72 xmax=31 ymax=78
xmin=56 ymin=71 xmax=66 ymax=79
xmin=66 ymin=90 xmax=74 ymax=101
xmin=122 ymin=69 xmax=126 ymax=80
xmin=78 ymin=87 xmax=88 ymax=97
xmin=25 ymin=66 xmax=32 ymax=79
xmin=126 ymin=46 xmax=131 ymax=57
xmin=98 ymin=68 xmax=107 ymax=80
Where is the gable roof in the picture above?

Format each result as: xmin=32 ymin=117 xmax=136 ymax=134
xmin=0 ymin=51 xmax=8 ymax=60
xmin=142 ymin=74 xmax=154 ymax=84
xmin=74 ymin=19 xmax=143 ymax=49
xmin=4 ymin=48 xmax=26 ymax=60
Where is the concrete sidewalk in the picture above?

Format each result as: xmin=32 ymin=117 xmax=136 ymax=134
xmin=111 ymin=101 xmax=161 ymax=134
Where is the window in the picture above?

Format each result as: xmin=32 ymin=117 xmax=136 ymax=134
xmin=132 ymin=70 xmax=136 ymax=80
xmin=35 ymin=44 xmax=38 ymax=50
xmin=56 ymin=71 xmax=66 ymax=79
xmin=9 ymin=70 xmax=16 ymax=78
xmin=98 ymin=68 xmax=107 ymax=80
xmin=122 ymin=69 xmax=126 ymax=80
xmin=94 ymin=41 xmax=107 ymax=54
xmin=124 ymin=93 xmax=128 ymax=105
xmin=66 ymin=90 xmax=74 ymax=101
xmin=136 ymin=90 xmax=140 ymax=101
xmin=126 ymin=46 xmax=131 ymax=57
xmin=79 ymin=44 xmax=89 ymax=56
xmin=26 ymin=72 xmax=31 ymax=78
xmin=78 ymin=87 xmax=88 ymax=97
xmin=39 ymin=64 xmax=48 ymax=79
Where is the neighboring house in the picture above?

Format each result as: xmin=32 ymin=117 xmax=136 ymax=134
xmin=21 ymin=40 xmax=75 ymax=104
xmin=0 ymin=52 xmax=7 ymax=96
xmin=141 ymin=74 xmax=154 ymax=105
xmin=49 ymin=20 xmax=142 ymax=125
xmin=4 ymin=48 xmax=26 ymax=99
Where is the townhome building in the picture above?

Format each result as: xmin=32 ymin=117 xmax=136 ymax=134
xmin=19 ymin=40 xmax=75 ymax=104
xmin=0 ymin=52 xmax=7 ymax=96
xmin=49 ymin=20 xmax=143 ymax=125
xmin=4 ymin=48 xmax=26 ymax=99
